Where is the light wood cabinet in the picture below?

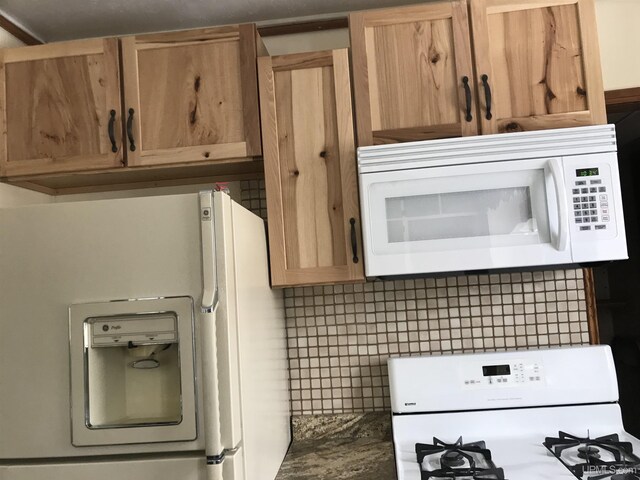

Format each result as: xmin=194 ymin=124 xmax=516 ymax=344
xmin=258 ymin=49 xmax=365 ymax=287
xmin=121 ymin=25 xmax=261 ymax=167
xmin=470 ymin=0 xmax=606 ymax=134
xmin=350 ymin=1 xmax=478 ymax=146
xmin=0 ymin=39 xmax=123 ymax=177
xmin=350 ymin=0 xmax=606 ymax=146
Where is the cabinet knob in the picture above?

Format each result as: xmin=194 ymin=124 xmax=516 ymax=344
xmin=462 ymin=77 xmax=473 ymax=122
xmin=108 ymin=110 xmax=118 ymax=153
xmin=481 ymin=74 xmax=493 ymax=120
xmin=127 ymin=108 xmax=137 ymax=152
xmin=350 ymin=218 xmax=359 ymax=264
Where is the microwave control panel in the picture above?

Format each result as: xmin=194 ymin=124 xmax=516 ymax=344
xmin=570 ymin=164 xmax=614 ymax=233
xmin=462 ymin=359 xmax=545 ymax=389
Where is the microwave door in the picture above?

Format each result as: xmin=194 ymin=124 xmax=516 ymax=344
xmin=360 ymin=158 xmax=574 ymax=276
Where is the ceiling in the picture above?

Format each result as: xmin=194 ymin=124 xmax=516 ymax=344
xmin=0 ymin=0 xmax=423 ymax=42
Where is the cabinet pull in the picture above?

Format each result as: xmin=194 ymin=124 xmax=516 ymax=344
xmin=126 ymin=108 xmax=136 ymax=152
xmin=108 ymin=110 xmax=118 ymax=153
xmin=481 ymin=74 xmax=493 ymax=120
xmin=462 ymin=76 xmax=472 ymax=122
xmin=350 ymin=218 xmax=359 ymax=264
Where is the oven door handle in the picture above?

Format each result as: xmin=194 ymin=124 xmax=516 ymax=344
xmin=548 ymin=158 xmax=569 ymax=251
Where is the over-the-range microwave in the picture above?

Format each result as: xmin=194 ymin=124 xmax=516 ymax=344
xmin=357 ymin=125 xmax=628 ymax=277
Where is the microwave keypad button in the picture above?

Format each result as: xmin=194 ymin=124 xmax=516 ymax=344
xmin=583 ymin=217 xmax=590 ymax=223
xmin=582 ymin=203 xmax=590 ymax=209
xmin=588 ymin=196 xmax=596 ymax=202
xmin=595 ymin=225 xmax=607 ymax=230
xmin=572 ymin=189 xmax=580 ymax=194
xmin=601 ymin=202 xmax=609 ymax=208
xmin=589 ymin=203 xmax=597 ymax=209
xmin=600 ymin=194 xmax=608 ymax=201
xmin=581 ymin=196 xmax=588 ymax=202
xmin=575 ymin=218 xmax=583 ymax=224
xmin=589 ymin=210 xmax=597 ymax=215
xmin=574 ymin=211 xmax=581 ymax=217
xmin=591 ymin=216 xmax=598 ymax=222
xmin=573 ymin=197 xmax=581 ymax=204
xmin=590 ymin=187 xmax=598 ymax=193
xmin=591 ymin=179 xmax=602 ymax=185
xmin=602 ymin=215 xmax=610 ymax=222
xmin=580 ymin=226 xmax=591 ymax=231
xmin=599 ymin=186 xmax=606 ymax=192
xmin=602 ymin=208 xmax=609 ymax=215
xmin=576 ymin=180 xmax=587 ymax=186
xmin=581 ymin=188 xmax=589 ymax=194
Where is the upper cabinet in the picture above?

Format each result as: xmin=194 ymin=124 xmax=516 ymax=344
xmin=470 ymin=0 xmax=606 ymax=134
xmin=350 ymin=0 xmax=606 ymax=146
xmin=121 ymin=25 xmax=261 ymax=167
xmin=258 ymin=49 xmax=364 ymax=287
xmin=0 ymin=39 xmax=123 ymax=177
xmin=350 ymin=1 xmax=478 ymax=146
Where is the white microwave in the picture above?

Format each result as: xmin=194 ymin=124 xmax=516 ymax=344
xmin=357 ymin=125 xmax=628 ymax=277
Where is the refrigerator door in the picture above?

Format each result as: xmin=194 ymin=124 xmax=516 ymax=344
xmin=0 ymin=195 xmax=206 ymax=458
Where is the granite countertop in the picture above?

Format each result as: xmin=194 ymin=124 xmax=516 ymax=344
xmin=275 ymin=413 xmax=397 ymax=480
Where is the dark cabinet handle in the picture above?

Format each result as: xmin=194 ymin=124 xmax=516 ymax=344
xmin=350 ymin=218 xmax=359 ymax=264
xmin=462 ymin=76 xmax=472 ymax=122
xmin=126 ymin=108 xmax=136 ymax=152
xmin=108 ymin=109 xmax=117 ymax=153
xmin=481 ymin=74 xmax=493 ymax=120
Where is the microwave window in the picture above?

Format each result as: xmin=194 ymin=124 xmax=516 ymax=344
xmin=385 ymin=187 xmax=535 ymax=243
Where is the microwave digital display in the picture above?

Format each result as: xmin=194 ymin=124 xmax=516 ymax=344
xmin=576 ymin=167 xmax=599 ymax=177
xmin=483 ymin=365 xmax=511 ymax=377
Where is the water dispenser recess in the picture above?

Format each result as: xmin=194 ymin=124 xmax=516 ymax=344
xmin=69 ymin=297 xmax=197 ymax=446
xmin=85 ymin=313 xmax=183 ymax=429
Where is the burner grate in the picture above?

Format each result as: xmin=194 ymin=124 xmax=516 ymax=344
xmin=415 ymin=437 xmax=506 ymax=480
xmin=543 ymin=431 xmax=640 ymax=479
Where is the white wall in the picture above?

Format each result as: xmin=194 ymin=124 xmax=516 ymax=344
xmin=595 ymin=0 xmax=640 ymax=91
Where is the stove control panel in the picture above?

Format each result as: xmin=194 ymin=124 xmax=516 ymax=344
xmin=462 ymin=359 xmax=544 ymax=389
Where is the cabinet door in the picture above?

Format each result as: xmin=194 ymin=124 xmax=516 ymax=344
xmin=121 ymin=25 xmax=261 ymax=167
xmin=470 ymin=0 xmax=606 ymax=134
xmin=258 ymin=50 xmax=365 ymax=287
xmin=350 ymin=1 xmax=477 ymax=146
xmin=0 ymin=39 xmax=123 ymax=177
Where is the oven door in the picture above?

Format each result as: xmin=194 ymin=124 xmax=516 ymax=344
xmin=360 ymin=158 xmax=572 ymax=276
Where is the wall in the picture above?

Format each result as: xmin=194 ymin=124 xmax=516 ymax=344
xmin=595 ymin=0 xmax=640 ymax=91
xmin=237 ymin=182 xmax=591 ymax=416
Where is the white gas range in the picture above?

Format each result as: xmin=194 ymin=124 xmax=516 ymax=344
xmin=388 ymin=346 xmax=639 ymax=480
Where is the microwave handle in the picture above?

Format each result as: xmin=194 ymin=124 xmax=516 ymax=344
xmin=548 ymin=159 xmax=569 ymax=251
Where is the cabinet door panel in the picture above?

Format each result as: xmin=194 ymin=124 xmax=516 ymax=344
xmin=122 ymin=25 xmax=261 ymax=167
xmin=259 ymin=50 xmax=364 ymax=287
xmin=471 ymin=0 xmax=606 ymax=133
xmin=350 ymin=1 xmax=478 ymax=146
xmin=0 ymin=39 xmax=122 ymax=177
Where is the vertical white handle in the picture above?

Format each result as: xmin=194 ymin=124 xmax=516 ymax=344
xmin=548 ymin=159 xmax=569 ymax=251
xmin=199 ymin=191 xmax=224 ymax=475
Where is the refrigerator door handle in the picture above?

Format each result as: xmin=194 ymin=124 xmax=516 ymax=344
xmin=199 ymin=191 xmax=224 ymax=479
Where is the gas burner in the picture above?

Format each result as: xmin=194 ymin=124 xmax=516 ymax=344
xmin=415 ymin=437 xmax=506 ymax=480
xmin=578 ymin=446 xmax=601 ymax=460
xmin=543 ymin=431 xmax=640 ymax=479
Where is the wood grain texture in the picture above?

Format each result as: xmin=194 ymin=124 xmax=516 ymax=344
xmin=583 ymin=267 xmax=600 ymax=344
xmin=258 ymin=49 xmax=364 ymax=287
xmin=605 ymin=87 xmax=640 ymax=113
xmin=0 ymin=38 xmax=123 ymax=177
xmin=372 ymin=123 xmax=462 ymax=144
xmin=6 ymin=158 xmax=263 ymax=195
xmin=0 ymin=14 xmax=42 ymax=45
xmin=121 ymin=25 xmax=260 ymax=167
xmin=350 ymin=0 xmax=477 ymax=147
xmin=471 ymin=0 xmax=606 ymax=134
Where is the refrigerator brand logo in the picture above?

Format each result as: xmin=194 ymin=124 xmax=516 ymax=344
xmin=102 ymin=324 xmax=122 ymax=332
xmin=405 ymin=402 xmax=416 ymax=406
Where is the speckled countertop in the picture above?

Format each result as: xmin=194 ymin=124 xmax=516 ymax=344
xmin=275 ymin=413 xmax=397 ymax=480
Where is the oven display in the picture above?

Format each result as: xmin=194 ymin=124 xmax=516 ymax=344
xmin=576 ymin=167 xmax=599 ymax=177
xmin=482 ymin=364 xmax=511 ymax=377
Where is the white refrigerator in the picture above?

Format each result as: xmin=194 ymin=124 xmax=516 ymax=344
xmin=0 ymin=191 xmax=291 ymax=480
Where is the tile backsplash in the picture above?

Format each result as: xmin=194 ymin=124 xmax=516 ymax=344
xmin=239 ymin=181 xmax=591 ymax=416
